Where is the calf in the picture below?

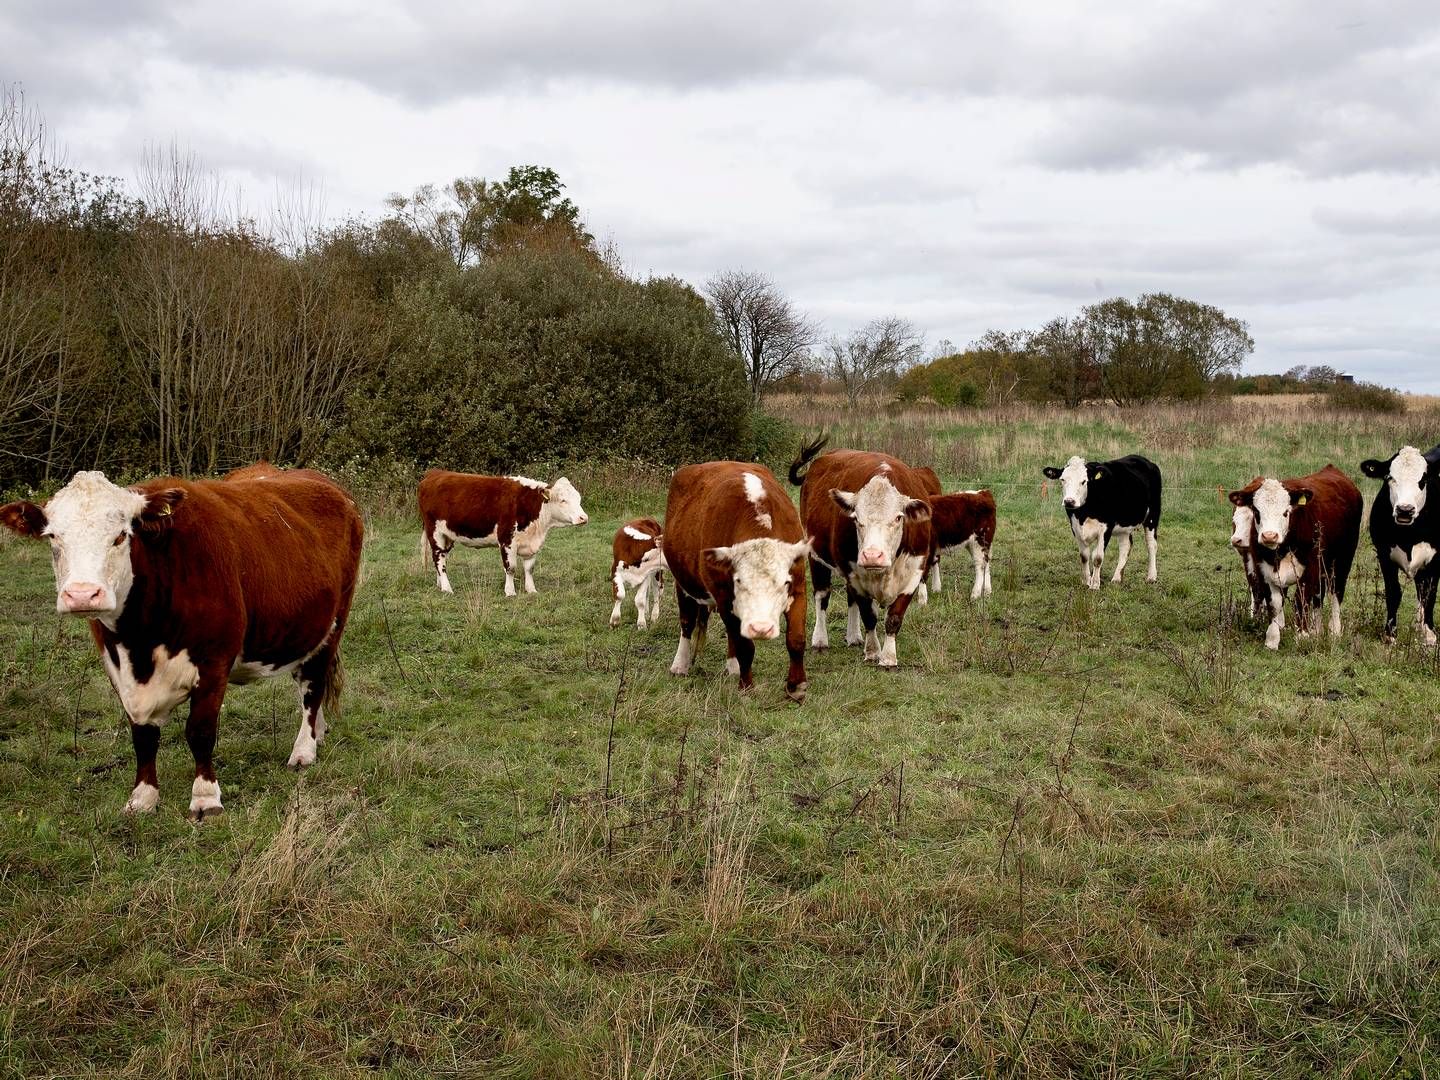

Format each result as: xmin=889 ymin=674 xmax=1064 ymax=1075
xmin=662 ymin=462 xmax=809 ymax=700
xmin=1228 ymin=464 xmax=1361 ymax=649
xmin=610 ymin=517 xmax=666 ymax=629
xmin=1227 ymin=488 xmax=1272 ymax=620
xmin=419 ymin=471 xmax=588 ymax=596
xmin=928 ymin=489 xmax=997 ymax=600
xmin=1360 ymin=444 xmax=1440 ymax=644
xmin=1042 ymin=455 xmax=1161 ymax=589
xmin=790 ymin=437 xmax=934 ymax=668
xmin=0 ymin=466 xmax=362 ymax=818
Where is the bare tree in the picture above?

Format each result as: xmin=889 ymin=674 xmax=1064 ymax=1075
xmin=704 ymin=269 xmax=817 ymax=403
xmin=826 ymin=317 xmax=924 ymax=408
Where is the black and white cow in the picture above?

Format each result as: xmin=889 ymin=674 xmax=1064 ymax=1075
xmin=1360 ymin=444 xmax=1440 ymax=644
xmin=1042 ymin=455 xmax=1162 ymax=589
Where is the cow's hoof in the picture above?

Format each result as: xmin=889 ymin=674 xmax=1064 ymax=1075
xmin=189 ymin=803 xmax=224 ymax=823
xmin=609 ymin=617 xmax=620 ymax=628
xmin=785 ymin=682 xmax=807 ymax=703
xmin=1146 ymin=574 xmax=1158 ymax=584
xmin=287 ymin=748 xmax=316 ymax=769
xmin=123 ymin=784 xmax=159 ymax=815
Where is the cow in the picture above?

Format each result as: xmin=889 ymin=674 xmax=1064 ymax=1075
xmin=418 ymin=471 xmax=588 ymax=596
xmin=1227 ymin=487 xmax=1272 ymax=620
xmin=1228 ymin=464 xmax=1362 ymax=650
xmin=1041 ymin=455 xmax=1162 ymax=589
xmin=661 ymin=462 xmax=809 ymax=701
xmin=790 ymin=436 xmax=934 ymax=668
xmin=610 ymin=517 xmax=666 ymax=629
xmin=0 ymin=466 xmax=363 ymax=818
xmin=927 ymin=489 xmax=997 ymax=600
xmin=1360 ymin=444 xmax=1440 ymax=644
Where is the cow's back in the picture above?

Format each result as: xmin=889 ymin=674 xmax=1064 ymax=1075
xmin=419 ymin=470 xmax=538 ymax=538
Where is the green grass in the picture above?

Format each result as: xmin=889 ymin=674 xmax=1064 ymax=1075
xmin=2 ymin=401 xmax=1439 ymax=1077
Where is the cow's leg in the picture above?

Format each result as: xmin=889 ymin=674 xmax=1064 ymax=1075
xmin=857 ymin=597 xmax=881 ymax=661
xmin=721 ymin=613 xmax=755 ymax=690
xmin=184 ymin=677 xmax=227 ymax=820
xmin=981 ymin=544 xmax=993 ymax=596
xmin=610 ymin=563 xmax=626 ymax=628
xmin=1144 ymin=527 xmax=1158 ymax=583
xmin=784 ymin=582 xmax=808 ymax=702
xmin=878 ymin=591 xmax=916 ymax=668
xmin=1380 ymin=558 xmax=1403 ymax=643
xmin=671 ymin=591 xmax=699 ymax=675
xmin=650 ymin=570 xmax=664 ymax=623
xmin=928 ymin=557 xmax=942 ymax=593
xmin=289 ymin=645 xmax=337 ymax=769
xmin=809 ymin=559 xmax=832 ymax=649
xmin=1417 ymin=574 xmax=1440 ymax=646
xmin=522 ymin=555 xmax=538 ymax=595
xmin=966 ymin=540 xmax=984 ymax=600
xmin=1110 ymin=531 xmax=1132 ymax=583
xmin=916 ymin=580 xmax=929 ymax=606
xmin=499 ymin=540 xmax=517 ymax=597
xmin=845 ymin=586 xmax=864 ymax=646
xmin=1328 ymin=589 xmax=1343 ymax=638
xmin=634 ymin=573 xmax=650 ymax=630
xmin=1265 ymin=584 xmax=1286 ymax=649
xmin=427 ymin=525 xmax=454 ymax=594
xmin=125 ymin=721 xmax=162 ymax=814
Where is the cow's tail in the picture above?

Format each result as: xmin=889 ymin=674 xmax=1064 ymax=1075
xmin=789 ymin=432 xmax=830 ymax=486
xmin=322 ymin=647 xmax=345 ymax=721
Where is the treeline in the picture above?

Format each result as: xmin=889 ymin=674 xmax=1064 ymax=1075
xmin=896 ymin=294 xmax=1255 ymax=408
xmin=0 ymin=90 xmax=749 ymax=492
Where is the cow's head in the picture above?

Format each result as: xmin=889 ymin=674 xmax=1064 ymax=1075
xmin=1043 ymin=455 xmax=1100 ymax=511
xmin=1229 ymin=478 xmax=1309 ymax=550
xmin=703 ymin=538 xmax=809 ymax=639
xmin=1230 ymin=505 xmax=1255 ymax=550
xmin=1361 ymin=446 xmax=1433 ymax=526
xmin=0 ymin=471 xmax=184 ymax=620
xmin=830 ymin=475 xmax=930 ymax=570
xmin=542 ymin=477 xmax=588 ymax=527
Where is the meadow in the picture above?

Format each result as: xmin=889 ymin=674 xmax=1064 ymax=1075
xmin=1 ymin=398 xmax=1438 ymax=1078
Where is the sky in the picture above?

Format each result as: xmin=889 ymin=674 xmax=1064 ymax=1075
xmin=4 ymin=1 xmax=1438 ymax=389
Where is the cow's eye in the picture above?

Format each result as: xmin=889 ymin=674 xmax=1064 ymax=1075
xmin=1420 ymin=476 xmax=1428 ymax=489
xmin=893 ymin=514 xmax=903 ymax=524
xmin=113 ymin=532 xmax=126 ymax=546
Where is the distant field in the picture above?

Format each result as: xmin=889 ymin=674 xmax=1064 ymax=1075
xmin=2 ymin=401 xmax=1438 ymax=1077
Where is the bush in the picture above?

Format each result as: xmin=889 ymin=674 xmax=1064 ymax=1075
xmin=748 ymin=412 xmax=798 ymax=474
xmin=1326 ymin=381 xmax=1404 ymax=414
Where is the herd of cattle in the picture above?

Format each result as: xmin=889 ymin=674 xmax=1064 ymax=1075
xmin=1 ymin=438 xmax=1437 ymax=818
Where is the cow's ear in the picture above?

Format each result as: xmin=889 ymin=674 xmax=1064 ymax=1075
xmin=0 ymin=501 xmax=47 ymax=538
xmin=702 ymin=546 xmax=732 ymax=576
xmin=1090 ymin=465 xmax=1104 ymax=479
xmin=830 ymin=489 xmax=857 ymax=515
xmin=1359 ymin=458 xmax=1388 ymax=479
xmin=539 ymin=486 xmax=552 ymax=502
xmin=1228 ymin=490 xmax=1252 ymax=507
xmin=137 ymin=488 xmax=186 ymax=532
xmin=903 ymin=498 xmax=931 ymax=523
xmin=1291 ymin=487 xmax=1313 ymax=507
xmin=1041 ymin=466 xmax=1062 ymax=480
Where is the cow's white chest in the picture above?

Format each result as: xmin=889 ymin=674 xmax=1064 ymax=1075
xmin=103 ymin=644 xmax=200 ymax=727
xmin=1263 ymin=553 xmax=1304 ymax=589
xmin=852 ymin=551 xmax=926 ymax=605
xmin=1074 ymin=517 xmax=1106 ymax=547
xmin=513 ymin=518 xmax=550 ymax=557
xmin=1391 ymin=542 xmax=1436 ymax=578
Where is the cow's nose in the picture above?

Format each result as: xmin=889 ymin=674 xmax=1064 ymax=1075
xmin=576 ymin=514 xmax=589 ymax=525
xmin=60 ymin=583 xmax=106 ymax=611
xmin=860 ymin=547 xmax=888 ymax=567
xmin=1063 ymin=498 xmax=1077 ymax=509
xmin=745 ymin=621 xmax=777 ymax=640
xmin=1260 ymin=531 xmax=1280 ymax=546
xmin=1396 ymin=505 xmax=1416 ymax=519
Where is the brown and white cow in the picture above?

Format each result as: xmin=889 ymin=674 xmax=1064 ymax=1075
xmin=661 ymin=462 xmax=809 ymax=700
xmin=790 ymin=437 xmax=934 ymax=667
xmin=0 ymin=466 xmax=362 ymax=817
xmin=928 ymin=489 xmax=997 ymax=600
xmin=419 ymin=471 xmax=588 ymax=596
xmin=1228 ymin=464 xmax=1362 ymax=649
xmin=610 ymin=517 xmax=665 ymax=629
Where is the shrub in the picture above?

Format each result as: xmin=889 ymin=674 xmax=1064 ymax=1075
xmin=1326 ymin=381 xmax=1404 ymax=414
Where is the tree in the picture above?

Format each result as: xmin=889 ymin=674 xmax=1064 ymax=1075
xmin=704 ymin=269 xmax=817 ymax=403
xmin=1085 ymin=293 xmax=1252 ymax=405
xmin=1026 ymin=316 xmax=1097 ymax=407
xmin=827 ymin=317 xmax=923 ymax=408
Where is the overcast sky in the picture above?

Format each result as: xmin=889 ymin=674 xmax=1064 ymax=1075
xmin=4 ymin=1 xmax=1438 ymax=388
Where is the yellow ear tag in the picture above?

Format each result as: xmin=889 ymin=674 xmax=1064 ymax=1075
xmin=1094 ymin=469 xmax=1103 ymax=478
xmin=159 ymin=503 xmax=173 ymax=516
xmin=1296 ymin=494 xmax=1308 ymax=506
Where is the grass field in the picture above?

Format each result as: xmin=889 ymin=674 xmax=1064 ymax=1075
xmin=2 ymin=400 xmax=1439 ymax=1077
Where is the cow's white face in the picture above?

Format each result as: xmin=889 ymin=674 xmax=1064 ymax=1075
xmin=1230 ymin=505 xmax=1254 ymax=549
xmin=1381 ymin=447 xmax=1427 ymax=525
xmin=707 ymin=538 xmax=808 ymax=639
xmin=1057 ymin=456 xmax=1089 ymax=510
xmin=1249 ymin=478 xmax=1309 ymax=549
xmin=832 ymin=475 xmax=929 ymax=571
xmin=544 ymin=477 xmax=588 ymax=527
xmin=0 ymin=471 xmax=183 ymax=620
